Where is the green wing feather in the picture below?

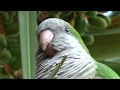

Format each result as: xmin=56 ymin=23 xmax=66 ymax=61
xmin=96 ymin=62 xmax=120 ymax=79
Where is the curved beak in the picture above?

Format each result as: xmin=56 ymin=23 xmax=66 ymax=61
xmin=40 ymin=30 xmax=54 ymax=51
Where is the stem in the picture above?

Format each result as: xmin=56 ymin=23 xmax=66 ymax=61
xmin=84 ymin=29 xmax=120 ymax=36
xmin=2 ymin=64 xmax=17 ymax=79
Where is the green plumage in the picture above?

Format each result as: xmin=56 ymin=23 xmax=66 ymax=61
xmin=96 ymin=62 xmax=120 ymax=79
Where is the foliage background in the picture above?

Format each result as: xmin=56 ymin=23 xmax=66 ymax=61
xmin=0 ymin=11 xmax=120 ymax=79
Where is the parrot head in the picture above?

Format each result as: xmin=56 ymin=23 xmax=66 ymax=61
xmin=36 ymin=18 xmax=88 ymax=58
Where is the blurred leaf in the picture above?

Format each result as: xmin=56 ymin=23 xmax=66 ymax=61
xmin=5 ymin=22 xmax=19 ymax=35
xmin=105 ymin=57 xmax=120 ymax=63
xmin=87 ymin=34 xmax=120 ymax=61
xmin=18 ymin=11 xmax=37 ymax=79
xmin=9 ymin=56 xmax=22 ymax=71
xmin=48 ymin=56 xmax=67 ymax=79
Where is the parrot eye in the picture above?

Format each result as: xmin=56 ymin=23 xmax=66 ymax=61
xmin=65 ymin=28 xmax=70 ymax=33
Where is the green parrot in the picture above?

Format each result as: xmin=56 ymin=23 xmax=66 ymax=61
xmin=35 ymin=18 xmax=120 ymax=79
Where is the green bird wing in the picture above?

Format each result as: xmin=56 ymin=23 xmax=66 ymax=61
xmin=96 ymin=62 xmax=120 ymax=79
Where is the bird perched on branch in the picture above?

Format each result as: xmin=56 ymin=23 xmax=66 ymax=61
xmin=35 ymin=18 xmax=120 ymax=79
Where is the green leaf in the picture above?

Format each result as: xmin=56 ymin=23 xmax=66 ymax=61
xmin=47 ymin=55 xmax=67 ymax=79
xmin=18 ymin=11 xmax=37 ymax=79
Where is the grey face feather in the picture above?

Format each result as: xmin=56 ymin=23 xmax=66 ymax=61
xmin=35 ymin=18 xmax=97 ymax=79
xmin=36 ymin=18 xmax=73 ymax=52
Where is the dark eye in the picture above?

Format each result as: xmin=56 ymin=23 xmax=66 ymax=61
xmin=65 ymin=28 xmax=70 ymax=33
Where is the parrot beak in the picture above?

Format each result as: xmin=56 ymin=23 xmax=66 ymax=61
xmin=40 ymin=30 xmax=54 ymax=51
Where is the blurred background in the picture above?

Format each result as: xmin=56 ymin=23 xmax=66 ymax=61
xmin=0 ymin=11 xmax=120 ymax=79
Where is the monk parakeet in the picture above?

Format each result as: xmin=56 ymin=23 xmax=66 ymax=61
xmin=35 ymin=18 xmax=120 ymax=79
